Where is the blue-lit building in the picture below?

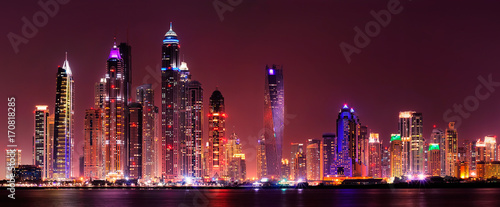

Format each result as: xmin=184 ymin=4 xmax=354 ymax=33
xmin=335 ymin=104 xmax=360 ymax=177
xmin=161 ymin=23 xmax=203 ymax=179
xmin=263 ymin=64 xmax=284 ymax=179
xmin=322 ymin=133 xmax=336 ymax=177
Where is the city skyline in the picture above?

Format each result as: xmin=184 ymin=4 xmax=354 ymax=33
xmin=4 ymin=1 xmax=500 ymax=180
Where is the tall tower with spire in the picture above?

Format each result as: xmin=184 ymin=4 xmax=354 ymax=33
xmin=53 ymin=54 xmax=74 ymax=179
xmin=103 ymin=38 xmax=128 ymax=178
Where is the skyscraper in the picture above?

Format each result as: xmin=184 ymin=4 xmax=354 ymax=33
xmin=263 ymin=64 xmax=284 ymax=179
xmin=34 ymin=105 xmax=49 ymax=179
xmin=390 ymin=134 xmax=403 ymax=178
xmin=53 ymin=54 xmax=74 ymax=180
xmin=368 ymin=133 xmax=382 ymax=178
xmin=94 ymin=78 xmax=106 ymax=109
xmin=398 ymin=111 xmax=424 ymax=176
xmin=227 ymin=133 xmax=243 ymax=181
xmin=484 ymin=136 xmax=497 ymax=162
xmin=257 ymin=137 xmax=267 ymax=179
xmin=208 ymin=89 xmax=225 ymax=179
xmin=445 ymin=122 xmax=458 ymax=176
xmin=161 ymin=23 xmax=181 ymax=179
xmin=103 ymin=39 xmax=129 ymax=179
xmin=46 ymin=114 xmax=54 ymax=179
xmin=136 ymin=84 xmax=158 ymax=180
xmin=295 ymin=148 xmax=307 ymax=181
xmin=84 ymin=108 xmax=103 ymax=179
xmin=322 ymin=133 xmax=336 ymax=178
xmin=335 ymin=104 xmax=360 ymax=177
xmin=306 ymin=139 xmax=321 ymax=181
xmin=430 ymin=127 xmax=446 ymax=176
xmin=128 ymin=103 xmax=143 ymax=179
xmin=381 ymin=146 xmax=391 ymax=178
xmin=428 ymin=143 xmax=441 ymax=176
xmin=186 ymin=80 xmax=203 ymax=179
xmin=358 ymin=125 xmax=369 ymax=176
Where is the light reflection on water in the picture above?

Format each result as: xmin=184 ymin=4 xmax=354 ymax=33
xmin=3 ymin=188 xmax=500 ymax=207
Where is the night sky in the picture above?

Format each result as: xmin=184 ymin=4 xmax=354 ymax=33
xmin=2 ymin=0 xmax=500 ymax=179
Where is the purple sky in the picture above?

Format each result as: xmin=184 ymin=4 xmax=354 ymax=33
xmin=2 ymin=0 xmax=500 ymax=179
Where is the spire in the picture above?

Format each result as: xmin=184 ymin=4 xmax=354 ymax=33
xmin=165 ymin=22 xmax=177 ymax=37
xmin=62 ymin=52 xmax=72 ymax=75
xmin=108 ymin=36 xmax=122 ymax=59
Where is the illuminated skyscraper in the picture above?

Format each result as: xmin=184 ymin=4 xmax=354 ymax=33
xmin=281 ymin=159 xmax=290 ymax=179
xmin=295 ymin=147 xmax=307 ymax=181
xmin=84 ymin=109 xmax=103 ymax=179
xmin=358 ymin=125 xmax=369 ymax=176
xmin=263 ymin=64 xmax=284 ymax=179
xmin=335 ymin=104 xmax=360 ymax=177
xmin=46 ymin=114 xmax=54 ymax=179
xmin=53 ymin=55 xmax=74 ymax=179
xmin=306 ymin=139 xmax=321 ymax=180
xmin=428 ymin=143 xmax=441 ymax=176
xmin=103 ymin=39 xmax=130 ymax=179
xmin=322 ymin=133 xmax=336 ymax=178
xmin=227 ymin=133 xmax=243 ymax=181
xmin=186 ymin=80 xmax=203 ymax=178
xmin=430 ymin=127 xmax=446 ymax=176
xmin=128 ymin=103 xmax=143 ymax=179
xmin=34 ymin=105 xmax=49 ymax=179
xmin=398 ymin=111 xmax=424 ymax=176
xmin=390 ymin=134 xmax=403 ymax=178
xmin=484 ymin=136 xmax=497 ymax=162
xmin=208 ymin=89 xmax=226 ymax=179
xmin=368 ymin=133 xmax=382 ymax=178
xmin=381 ymin=146 xmax=391 ymax=178
xmin=445 ymin=122 xmax=458 ymax=176
xmin=257 ymin=138 xmax=267 ymax=179
xmin=94 ymin=78 xmax=106 ymax=109
xmin=136 ymin=84 xmax=159 ymax=179
xmin=161 ymin=23 xmax=181 ymax=179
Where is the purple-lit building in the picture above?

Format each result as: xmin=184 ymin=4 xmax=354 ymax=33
xmin=322 ymin=133 xmax=336 ymax=178
xmin=263 ymin=64 xmax=284 ymax=179
xmin=335 ymin=104 xmax=360 ymax=177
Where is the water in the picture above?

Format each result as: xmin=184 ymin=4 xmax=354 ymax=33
xmin=2 ymin=188 xmax=500 ymax=206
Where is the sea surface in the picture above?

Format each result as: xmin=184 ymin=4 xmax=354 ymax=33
xmin=2 ymin=188 xmax=500 ymax=206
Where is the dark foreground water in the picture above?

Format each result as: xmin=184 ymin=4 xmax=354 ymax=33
xmin=2 ymin=188 xmax=500 ymax=206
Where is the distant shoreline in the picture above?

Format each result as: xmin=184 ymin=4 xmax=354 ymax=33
xmin=4 ymin=182 xmax=500 ymax=190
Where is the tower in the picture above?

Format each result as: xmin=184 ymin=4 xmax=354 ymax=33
xmin=263 ymin=64 xmax=284 ymax=179
xmin=322 ymin=133 xmax=336 ymax=178
xmin=390 ymin=134 xmax=402 ymax=178
xmin=53 ymin=54 xmax=74 ymax=180
xmin=335 ymin=104 xmax=360 ymax=177
xmin=84 ymin=108 xmax=103 ymax=179
xmin=136 ymin=84 xmax=158 ymax=179
xmin=208 ymin=89 xmax=225 ymax=179
xmin=34 ymin=105 xmax=49 ymax=179
xmin=398 ymin=111 xmax=424 ymax=176
xmin=445 ymin=122 xmax=458 ymax=176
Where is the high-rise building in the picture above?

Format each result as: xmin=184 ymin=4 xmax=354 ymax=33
xmin=306 ymin=139 xmax=321 ymax=181
xmin=335 ymin=104 xmax=360 ymax=177
xmin=263 ymin=64 xmax=284 ymax=179
xmin=5 ymin=149 xmax=21 ymax=179
xmin=390 ymin=134 xmax=403 ymax=178
xmin=257 ymin=138 xmax=267 ymax=179
xmin=398 ymin=111 xmax=424 ymax=176
xmin=445 ymin=122 xmax=458 ymax=176
xmin=368 ymin=133 xmax=382 ymax=178
xmin=428 ymin=143 xmax=441 ymax=176
xmin=161 ymin=23 xmax=182 ymax=179
xmin=186 ymin=80 xmax=203 ymax=179
xmin=128 ymin=103 xmax=143 ymax=179
xmin=430 ymin=127 xmax=446 ymax=176
xmin=34 ymin=105 xmax=49 ymax=179
xmin=46 ymin=114 xmax=54 ymax=179
xmin=208 ymin=89 xmax=226 ymax=179
xmin=322 ymin=133 xmax=336 ymax=178
xmin=227 ymin=133 xmax=244 ymax=181
xmin=84 ymin=109 xmax=103 ymax=179
xmin=281 ymin=159 xmax=290 ymax=179
xmin=295 ymin=148 xmax=307 ymax=181
xmin=136 ymin=84 xmax=159 ymax=180
xmin=53 ymin=54 xmax=74 ymax=180
xmin=103 ymin=39 xmax=130 ymax=179
xmin=381 ymin=146 xmax=391 ymax=178
xmin=358 ymin=126 xmax=369 ymax=177
xmin=290 ymin=143 xmax=300 ymax=180
xmin=484 ymin=136 xmax=497 ymax=162
xmin=231 ymin=154 xmax=246 ymax=181
xmin=94 ymin=78 xmax=106 ymax=109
